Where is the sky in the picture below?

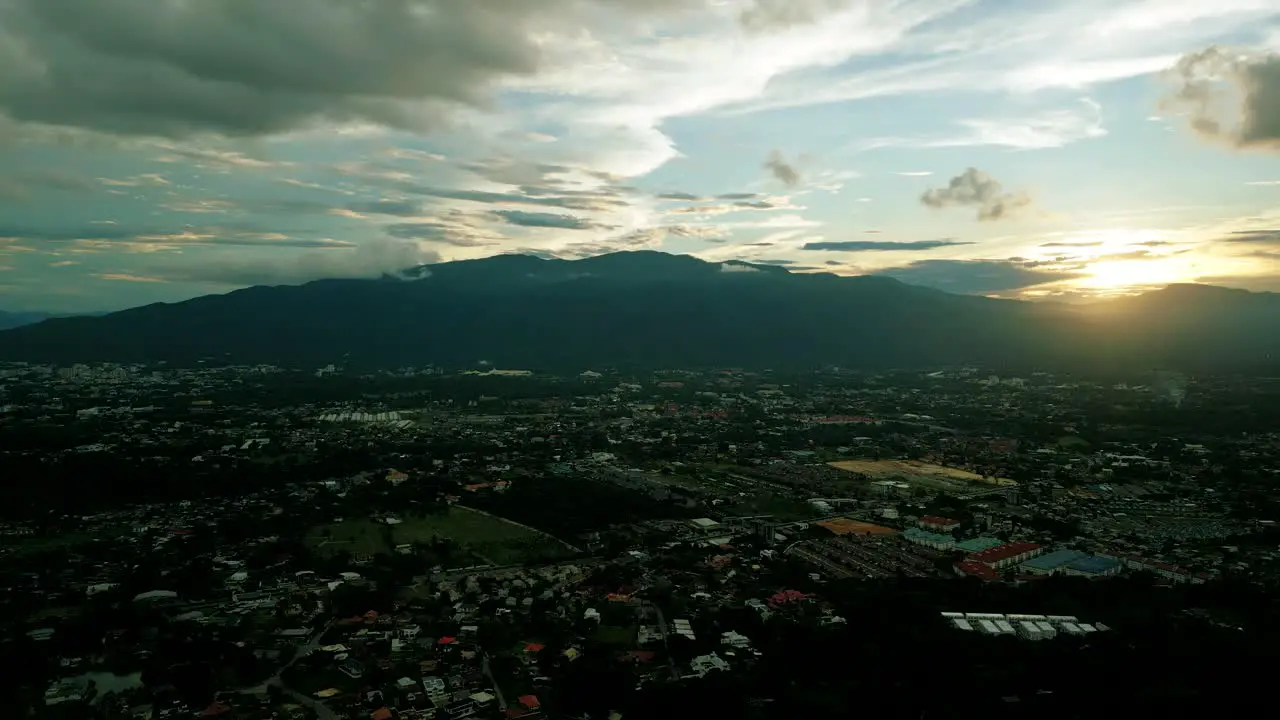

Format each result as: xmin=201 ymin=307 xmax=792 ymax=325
xmin=1 ymin=0 xmax=1280 ymax=312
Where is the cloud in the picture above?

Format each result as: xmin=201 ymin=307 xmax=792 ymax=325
xmin=858 ymin=100 xmax=1107 ymax=151
xmin=801 ymin=239 xmax=973 ymax=252
xmin=0 ymin=223 xmax=358 ymax=250
xmin=1041 ymin=240 xmax=1104 ymax=248
xmin=720 ymin=262 xmax=761 ymax=273
xmin=656 ymin=192 xmax=705 ymax=201
xmin=875 ymin=259 xmax=1086 ymax=294
xmin=0 ymin=1 xmax=576 ymax=136
xmin=1221 ymin=229 xmax=1280 ymax=244
xmin=739 ymin=0 xmax=854 ymax=31
xmin=491 ymin=210 xmax=611 ymax=230
xmin=384 ymin=220 xmax=499 ymax=248
xmin=92 ymin=273 xmax=168 ymax=283
xmin=1245 ymin=180 xmax=1280 ymax=185
xmin=0 ymin=169 xmax=101 ymax=201
xmin=920 ymin=168 xmax=1033 ymax=222
xmin=764 ymin=150 xmax=801 ymax=187
xmin=152 ymin=237 xmax=440 ymax=286
xmin=345 ymin=200 xmax=422 ymax=217
xmin=895 ymin=171 xmax=933 ymax=177
xmin=1161 ymin=46 xmax=1280 ymax=151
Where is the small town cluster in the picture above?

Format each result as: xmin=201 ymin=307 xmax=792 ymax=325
xmin=3 ymin=363 xmax=1278 ymax=718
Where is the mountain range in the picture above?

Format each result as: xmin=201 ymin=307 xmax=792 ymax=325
xmin=0 ymin=251 xmax=1276 ymax=373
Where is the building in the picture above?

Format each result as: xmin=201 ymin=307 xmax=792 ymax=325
xmin=969 ymin=542 xmax=1043 ymax=570
xmin=1019 ymin=549 xmax=1087 ymax=575
xmin=918 ymin=515 xmax=961 ymax=533
xmin=902 ymin=528 xmax=955 ymax=550
xmin=954 ymin=536 xmax=1004 ymax=554
xmin=1061 ymin=555 xmax=1122 ymax=578
xmin=689 ymin=517 xmax=723 ymax=534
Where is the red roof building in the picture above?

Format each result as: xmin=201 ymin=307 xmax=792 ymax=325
xmin=956 ymin=561 xmax=1000 ymax=581
xmin=969 ymin=542 xmax=1043 ymax=569
xmin=524 ymin=642 xmax=545 ymax=653
xmin=519 ymin=695 xmax=541 ymax=710
xmin=918 ymin=515 xmax=961 ymax=532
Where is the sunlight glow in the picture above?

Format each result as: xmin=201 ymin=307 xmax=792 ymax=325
xmin=1077 ymin=258 xmax=1191 ymax=289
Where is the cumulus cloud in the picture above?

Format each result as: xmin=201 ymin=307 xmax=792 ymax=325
xmin=920 ymin=168 xmax=1033 ymax=222
xmin=720 ymin=262 xmax=762 ymax=273
xmin=802 ymin=239 xmax=972 ymax=252
xmin=1161 ymin=46 xmax=1280 ymax=151
xmin=875 ymin=258 xmax=1086 ymax=294
xmin=764 ymin=150 xmax=802 ymax=187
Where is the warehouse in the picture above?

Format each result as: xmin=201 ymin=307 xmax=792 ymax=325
xmin=902 ymin=528 xmax=955 ymax=550
xmin=969 ymin=542 xmax=1044 ymax=570
xmin=1019 ymin=549 xmax=1087 ymax=575
xmin=954 ymin=536 xmax=1004 ymax=553
xmin=1062 ymin=555 xmax=1122 ymax=577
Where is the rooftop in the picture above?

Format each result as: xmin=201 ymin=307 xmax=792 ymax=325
xmin=1020 ymin=549 xmax=1087 ymax=571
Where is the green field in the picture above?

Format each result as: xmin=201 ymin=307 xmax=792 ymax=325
xmin=308 ymin=507 xmax=572 ymax=565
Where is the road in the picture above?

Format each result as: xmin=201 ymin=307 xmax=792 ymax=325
xmin=240 ymin=619 xmax=338 ymax=718
xmin=481 ymin=652 xmax=509 ymax=712
xmin=638 ymin=600 xmax=680 ymax=681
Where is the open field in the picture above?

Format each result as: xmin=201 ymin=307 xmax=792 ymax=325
xmin=828 ymin=459 xmax=1015 ymax=494
xmin=814 ymin=517 xmax=899 ymax=536
xmin=308 ymin=507 xmax=574 ymax=565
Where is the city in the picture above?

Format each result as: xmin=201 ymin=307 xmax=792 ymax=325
xmin=4 ymin=363 xmax=1277 ymax=718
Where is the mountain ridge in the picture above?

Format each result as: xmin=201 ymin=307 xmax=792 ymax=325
xmin=0 ymin=251 xmax=1276 ymax=372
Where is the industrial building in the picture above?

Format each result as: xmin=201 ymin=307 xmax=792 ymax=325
xmin=953 ymin=536 xmax=1004 ymax=553
xmin=902 ymin=527 xmax=955 ymax=550
xmin=942 ymin=612 xmax=1107 ymax=641
xmin=1019 ymin=549 xmax=1088 ymax=575
xmin=918 ymin=515 xmax=961 ymax=533
xmin=968 ymin=542 xmax=1044 ymax=570
xmin=1061 ymin=555 xmax=1122 ymax=577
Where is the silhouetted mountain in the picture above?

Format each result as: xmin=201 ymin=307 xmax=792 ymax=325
xmin=0 ymin=310 xmax=97 ymax=331
xmin=0 ymin=252 xmax=1276 ymax=372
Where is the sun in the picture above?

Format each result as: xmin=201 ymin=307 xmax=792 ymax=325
xmin=1077 ymin=257 xmax=1190 ymax=290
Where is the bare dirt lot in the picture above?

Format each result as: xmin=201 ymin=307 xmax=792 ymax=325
xmin=827 ymin=459 xmax=1015 ymax=494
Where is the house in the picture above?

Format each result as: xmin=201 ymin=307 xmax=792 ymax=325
xmin=338 ymin=659 xmax=365 ymax=679
xmin=689 ymin=652 xmax=730 ymax=677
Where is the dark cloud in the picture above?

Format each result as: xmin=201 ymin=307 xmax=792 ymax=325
xmin=1162 ymin=47 xmax=1280 ymax=151
xmin=492 ymin=210 xmax=611 ymax=230
xmin=0 ymin=0 xmax=695 ymax=137
xmin=875 ymin=259 xmax=1085 ymax=294
xmin=384 ymin=221 xmax=497 ymax=247
xmin=345 ymin=200 xmax=422 ymax=217
xmin=802 ymin=239 xmax=972 ymax=252
xmin=764 ymin=150 xmax=801 ymax=187
xmin=656 ymin=192 xmax=704 ymax=201
xmin=1222 ymin=229 xmax=1280 ymax=244
xmin=382 ymin=183 xmax=626 ymax=212
xmin=920 ymin=168 xmax=1032 ymax=222
xmin=717 ymin=193 xmax=761 ymax=200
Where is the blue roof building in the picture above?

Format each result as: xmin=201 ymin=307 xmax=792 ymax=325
xmin=1019 ymin=549 xmax=1087 ymax=574
xmin=1063 ymin=555 xmax=1122 ymax=577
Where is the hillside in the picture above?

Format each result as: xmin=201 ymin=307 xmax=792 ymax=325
xmin=0 ymin=252 xmax=1275 ymax=372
